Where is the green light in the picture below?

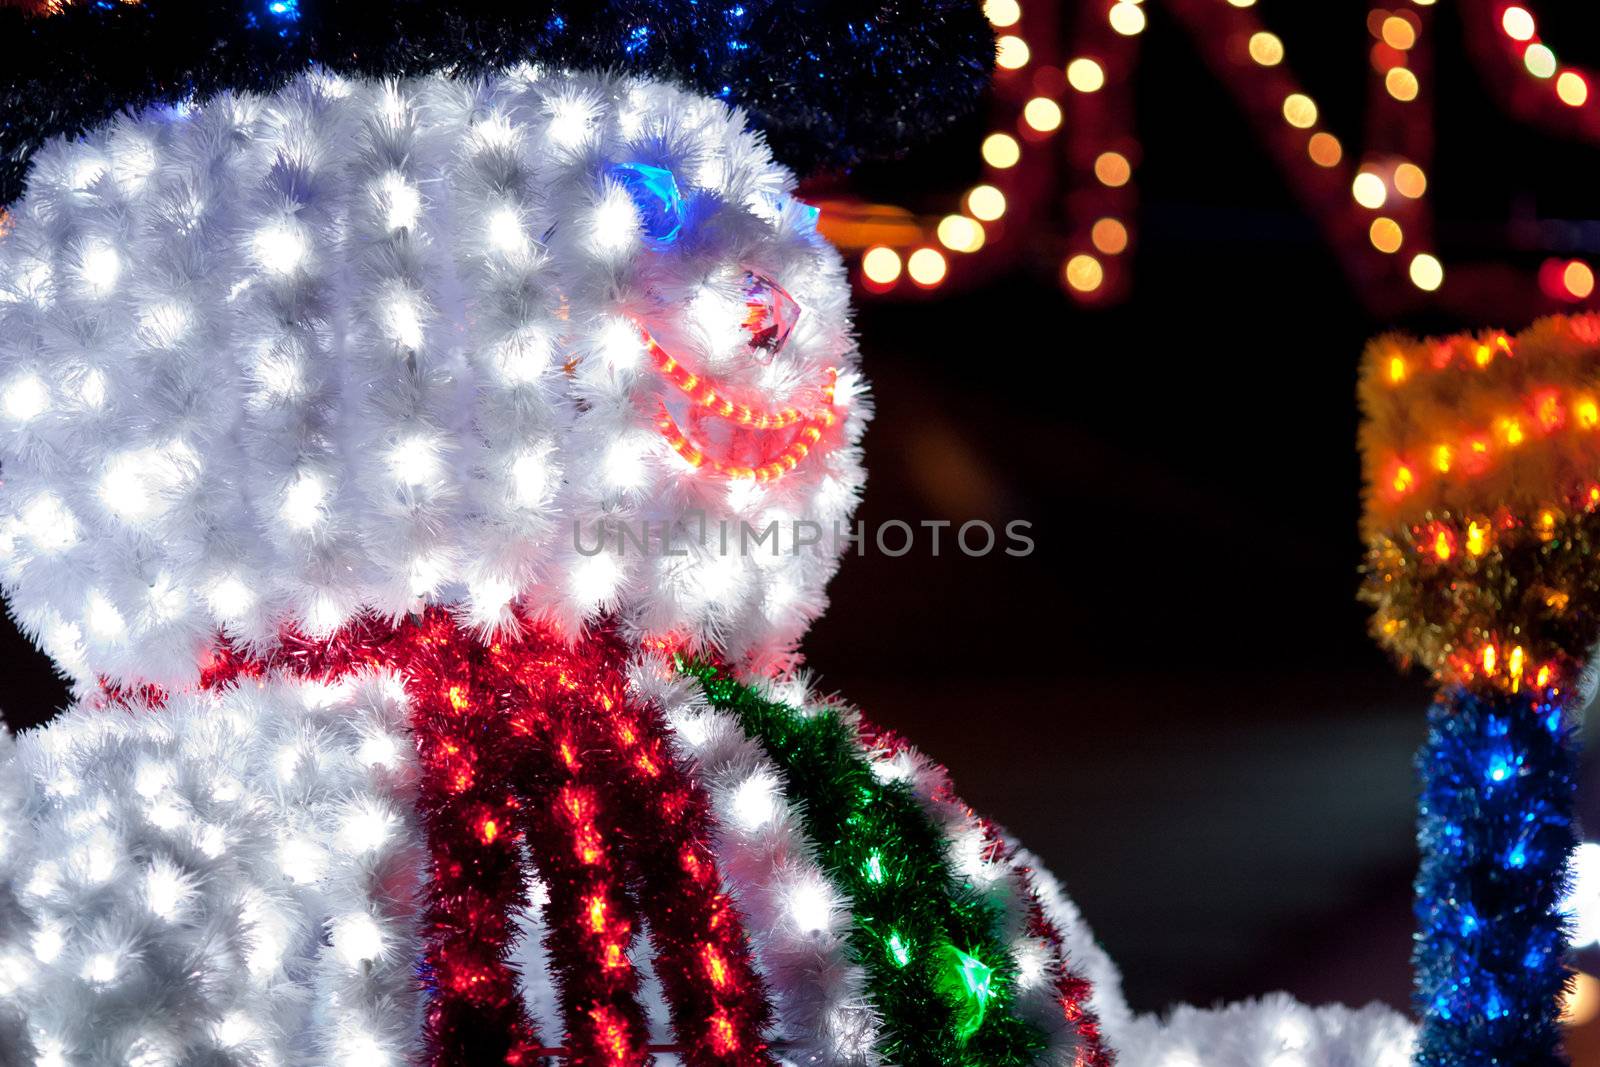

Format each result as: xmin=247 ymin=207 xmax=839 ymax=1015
xmin=864 ymin=850 xmax=884 ymax=883
xmin=887 ymin=931 xmax=912 ymax=968
xmin=946 ymin=945 xmax=994 ymax=1038
xmin=955 ymin=948 xmax=994 ymax=1003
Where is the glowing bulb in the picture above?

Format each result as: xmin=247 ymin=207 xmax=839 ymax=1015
xmin=1410 ymin=253 xmax=1444 ymax=292
xmin=380 ymin=173 xmax=420 ymax=231
xmin=278 ymin=836 xmax=327 ymax=885
xmin=253 ymin=224 xmax=306 ymax=275
xmin=1502 ymin=6 xmax=1535 ymax=41
xmin=936 ymin=215 xmax=985 ymax=254
xmin=1226 ymin=0 xmax=1255 ymax=6
xmin=85 ymin=589 xmax=126 ymax=640
xmin=591 ymin=189 xmax=640 ymax=253
xmin=512 ymin=449 xmax=550 ymax=507
xmin=81 ymin=244 xmax=121 ymax=294
xmin=995 ymin=35 xmax=1030 ymax=70
xmin=4 ymin=374 xmax=48 ymax=421
xmin=1369 ymin=217 xmax=1404 ymax=253
xmin=1282 ymin=93 xmax=1318 ymax=129
xmin=982 ymin=132 xmax=1021 ymax=168
xmin=1558 ymin=71 xmax=1589 ymax=107
xmin=1381 ymin=16 xmax=1417 ymax=50
xmin=788 ymin=879 xmax=833 ymax=934
xmin=907 ymin=248 xmax=948 ymax=287
xmin=1394 ymin=162 xmax=1427 ymax=198
xmin=1566 ymin=260 xmax=1596 ymax=299
xmin=862 ymin=246 xmax=903 ymax=285
xmin=547 ymin=97 xmax=594 ymax=147
xmin=145 ymin=862 xmax=188 ymax=920
xmin=388 ymin=434 xmax=441 ymax=486
xmin=1308 ymin=132 xmax=1342 ymax=167
xmin=1352 ymin=171 xmax=1388 ymax=209
xmin=1248 ymin=32 xmax=1284 ymax=66
xmin=340 ymin=801 xmax=395 ymax=855
xmin=1525 ymin=44 xmax=1557 ymax=79
xmin=281 ymin=470 xmax=326 ymax=529
xmin=984 ymin=0 xmax=1021 ymax=27
xmin=487 ymin=207 xmax=528 ymax=254
xmin=1094 ymin=151 xmax=1132 ymax=187
xmin=21 ymin=493 xmax=78 ymax=552
xmin=1022 ymin=96 xmax=1062 ymax=132
xmin=1385 ymin=67 xmax=1420 ymax=102
xmin=966 ymin=185 xmax=1007 ymax=221
xmin=1091 ymin=217 xmax=1129 ymax=255
xmin=1064 ymin=254 xmax=1104 ymax=293
xmin=206 ymin=574 xmax=255 ymax=619
xmin=333 ymin=912 xmax=386 ymax=968
xmin=730 ymin=772 xmax=779 ymax=830
xmin=1108 ymin=2 xmax=1145 ymax=36
xmin=82 ymin=952 xmax=119 ymax=985
xmin=1066 ymin=58 xmax=1106 ymax=93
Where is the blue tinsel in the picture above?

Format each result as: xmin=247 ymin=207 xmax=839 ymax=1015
xmin=0 ymin=0 xmax=994 ymax=206
xmin=1413 ymin=686 xmax=1578 ymax=1066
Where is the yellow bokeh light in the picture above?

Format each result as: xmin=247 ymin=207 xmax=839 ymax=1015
xmin=1067 ymin=58 xmax=1107 ymax=93
xmin=1023 ymin=96 xmax=1063 ymax=132
xmin=1282 ymin=93 xmax=1318 ymax=129
xmin=1558 ymin=71 xmax=1589 ymax=107
xmin=1565 ymin=260 xmax=1596 ymax=299
xmin=936 ymin=215 xmax=986 ymax=254
xmin=1094 ymin=151 xmax=1132 ymax=188
xmin=1369 ymin=217 xmax=1404 ymax=254
xmin=1525 ymin=44 xmax=1557 ymax=79
xmin=1226 ymin=0 xmax=1256 ymax=6
xmin=982 ymin=132 xmax=1022 ymax=169
xmin=1091 ymin=217 xmax=1129 ymax=255
xmin=1381 ymin=16 xmax=1417 ymax=51
xmin=996 ymin=35 xmax=1031 ymax=70
xmin=1501 ymin=6 xmax=1536 ymax=42
xmin=1248 ymin=32 xmax=1284 ymax=67
xmin=1386 ymin=67 xmax=1420 ymax=102
xmin=1562 ymin=972 xmax=1600 ymax=1027
xmin=861 ymin=246 xmax=902 ymax=285
xmin=967 ymin=185 xmax=1007 ymax=222
xmin=1108 ymin=2 xmax=1146 ymax=36
xmin=1352 ymin=171 xmax=1388 ymax=209
xmin=1394 ymin=162 xmax=1427 ymax=198
xmin=984 ymin=0 xmax=1022 ymax=28
xmin=1308 ymin=132 xmax=1343 ymax=167
xmin=1410 ymin=253 xmax=1444 ymax=292
xmin=1063 ymin=254 xmax=1104 ymax=292
xmin=907 ymin=247 xmax=948 ymax=287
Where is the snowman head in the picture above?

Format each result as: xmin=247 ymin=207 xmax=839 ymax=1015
xmin=0 ymin=68 xmax=867 ymax=691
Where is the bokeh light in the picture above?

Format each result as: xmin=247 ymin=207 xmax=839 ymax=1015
xmin=1067 ymin=58 xmax=1107 ymax=93
xmin=1248 ymin=32 xmax=1284 ymax=67
xmin=1385 ymin=67 xmax=1420 ymax=102
xmin=1525 ymin=44 xmax=1557 ymax=79
xmin=996 ymin=35 xmax=1031 ymax=71
xmin=1394 ymin=163 xmax=1427 ymax=198
xmin=1063 ymin=254 xmax=1104 ymax=292
xmin=937 ymin=215 xmax=985 ymax=254
xmin=1352 ymin=171 xmax=1388 ymax=209
xmin=1109 ymin=2 xmax=1146 ymax=36
xmin=982 ymin=133 xmax=1021 ymax=169
xmin=984 ymin=0 xmax=1021 ymax=28
xmin=861 ymin=246 xmax=902 ymax=286
xmin=1501 ymin=6 xmax=1535 ymax=42
xmin=1094 ymin=151 xmax=1132 ymax=188
xmin=907 ymin=247 xmax=948 ymax=287
xmin=1091 ymin=218 xmax=1129 ymax=255
xmin=966 ymin=185 xmax=1007 ymax=222
xmin=1558 ymin=71 xmax=1589 ymax=107
xmin=1369 ymin=218 xmax=1404 ymax=254
xmin=1381 ymin=16 xmax=1417 ymax=51
xmin=1410 ymin=253 xmax=1444 ymax=292
xmin=1566 ymin=260 xmax=1596 ymax=300
xmin=1308 ymin=132 xmax=1343 ymax=167
xmin=1282 ymin=93 xmax=1318 ymax=129
xmin=1023 ymin=97 xmax=1063 ymax=133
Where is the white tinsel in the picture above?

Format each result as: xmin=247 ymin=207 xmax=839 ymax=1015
xmin=0 ymin=67 xmax=864 ymax=693
xmin=638 ymin=655 xmax=881 ymax=1065
xmin=0 ymin=671 xmax=427 ymax=1066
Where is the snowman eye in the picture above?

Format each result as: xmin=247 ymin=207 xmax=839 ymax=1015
xmin=740 ymin=269 xmax=801 ymax=360
xmin=607 ymin=161 xmax=686 ymax=245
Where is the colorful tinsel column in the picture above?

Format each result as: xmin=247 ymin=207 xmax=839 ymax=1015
xmin=1358 ymin=316 xmax=1600 ymax=1064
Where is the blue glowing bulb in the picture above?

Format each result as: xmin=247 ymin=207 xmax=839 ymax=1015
xmin=608 ymin=162 xmax=685 ymax=246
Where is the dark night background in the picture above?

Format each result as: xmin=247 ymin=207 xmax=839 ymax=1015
xmin=9 ymin=0 xmax=1600 ymax=1033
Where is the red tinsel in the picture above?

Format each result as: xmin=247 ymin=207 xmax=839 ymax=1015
xmin=202 ymin=608 xmax=773 ymax=1067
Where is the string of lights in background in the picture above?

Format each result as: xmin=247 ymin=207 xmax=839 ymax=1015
xmin=826 ymin=0 xmax=1600 ymax=316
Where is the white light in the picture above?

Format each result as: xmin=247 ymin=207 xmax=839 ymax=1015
xmin=388 ymin=434 xmax=441 ymax=487
xmin=210 ymin=775 xmax=242 ymax=803
xmin=570 ymin=551 xmax=621 ymax=608
xmin=147 ymin=570 xmax=185 ymax=621
xmin=547 ymin=97 xmax=595 ymax=147
xmin=603 ymin=437 xmax=647 ymax=490
xmin=306 ymin=593 xmax=345 ymax=635
xmin=494 ymin=330 xmax=553 ymax=384
xmin=212 ymin=1012 xmax=258 ymax=1048
xmin=1275 ymin=1014 xmax=1312 ymax=1050
xmin=591 ymin=189 xmax=639 ymax=253
xmin=688 ymin=288 xmax=745 ymax=360
xmin=254 ymin=350 xmax=302 ymax=398
xmin=472 ymin=114 xmax=519 ymax=151
xmin=4 ymin=374 xmax=49 ymax=421
xmin=729 ymin=771 xmax=779 ymax=830
xmin=410 ymin=553 xmax=446 ymax=597
xmin=380 ymin=173 xmax=421 ymax=231
xmin=145 ymin=861 xmax=189 ymax=920
xmin=82 ymin=951 xmax=119 ymax=984
xmin=37 ymin=1038 xmax=68 ymax=1067
xmin=787 ymin=877 xmax=834 ymax=934
xmin=195 ymin=823 xmax=226 ymax=858
xmin=32 ymin=923 xmax=64 ymax=963
xmin=339 ymin=1030 xmax=392 ymax=1067
xmin=240 ymin=889 xmax=286 ymax=975
xmin=280 ymin=470 xmax=326 ymax=529
xmin=21 ymin=493 xmax=78 ymax=552
xmin=81 ymin=244 xmax=121 ymax=294
xmin=870 ymin=751 xmax=914 ymax=783
xmin=206 ymin=574 xmax=256 ymax=619
xmin=487 ymin=207 xmax=529 ymax=255
xmin=1012 ymin=938 xmax=1051 ymax=990
xmin=387 ymin=295 xmax=424 ymax=349
xmin=70 ymin=157 xmax=107 ymax=191
xmin=597 ymin=318 xmax=645 ymax=372
xmin=85 ymin=589 xmax=127 ymax=640
xmin=339 ymin=801 xmax=396 ymax=855
xmin=77 ymin=368 xmax=106 ymax=409
xmin=332 ymin=911 xmax=386 ymax=968
xmin=133 ymin=761 xmax=172 ymax=797
xmin=138 ymin=302 xmax=190 ymax=346
xmin=274 ymin=743 xmax=302 ymax=783
xmin=512 ymin=449 xmax=550 ymax=508
xmin=1267 ymin=1054 xmax=1308 ymax=1067
xmin=278 ymin=835 xmax=328 ymax=885
xmin=358 ymin=731 xmax=403 ymax=770
xmin=1563 ymin=841 xmax=1600 ymax=946
xmin=469 ymin=574 xmax=517 ymax=615
xmin=253 ymin=224 xmax=307 ymax=275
